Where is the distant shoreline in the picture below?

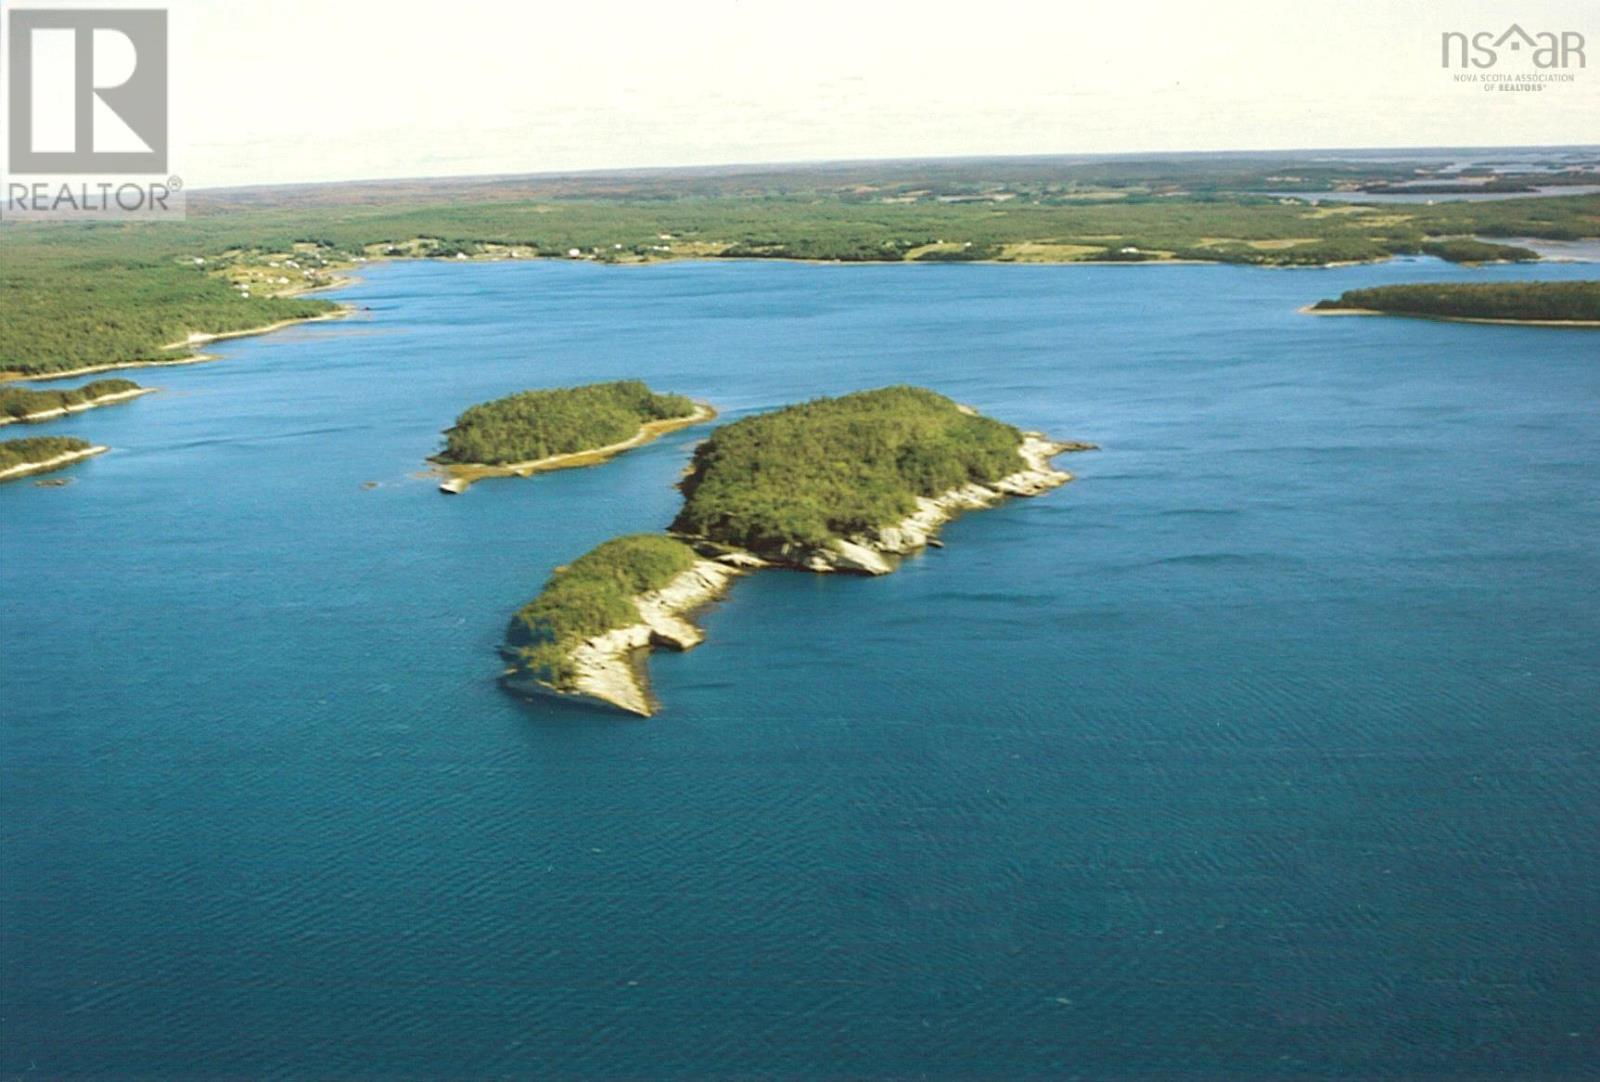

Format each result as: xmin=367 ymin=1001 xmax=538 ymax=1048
xmin=435 ymin=401 xmax=718 ymax=493
xmin=1300 ymin=305 xmax=1600 ymax=328
xmin=0 ymin=444 xmax=108 ymax=482
xmin=0 ymin=387 xmax=156 ymax=427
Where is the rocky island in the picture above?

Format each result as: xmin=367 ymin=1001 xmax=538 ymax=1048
xmin=0 ymin=379 xmax=152 ymax=427
xmin=432 ymin=379 xmax=712 ymax=492
xmin=502 ymin=386 xmax=1094 ymax=716
xmin=0 ymin=436 xmax=108 ymax=482
xmin=1309 ymin=281 xmax=1600 ymax=326
xmin=501 ymin=535 xmax=739 ymax=716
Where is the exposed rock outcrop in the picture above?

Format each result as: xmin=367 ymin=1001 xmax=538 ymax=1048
xmin=503 ymin=431 xmax=1095 ymax=718
xmin=502 ymin=558 xmax=741 ymax=716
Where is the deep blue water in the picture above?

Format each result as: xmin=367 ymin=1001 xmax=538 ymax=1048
xmin=3 ymin=257 xmax=1598 ymax=1080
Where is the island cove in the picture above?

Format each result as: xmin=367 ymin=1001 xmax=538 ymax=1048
xmin=501 ymin=387 xmax=1095 ymax=716
xmin=430 ymin=380 xmax=712 ymax=492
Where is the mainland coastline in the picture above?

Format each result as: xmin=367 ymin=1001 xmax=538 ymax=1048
xmin=0 ymin=306 xmax=357 ymax=385
xmin=156 ymin=305 xmax=358 ymax=352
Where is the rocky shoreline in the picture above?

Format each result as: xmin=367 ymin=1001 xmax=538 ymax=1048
xmin=502 ymin=558 xmax=743 ymax=716
xmin=503 ymin=432 xmax=1093 ymax=716
xmin=761 ymin=434 xmax=1094 ymax=575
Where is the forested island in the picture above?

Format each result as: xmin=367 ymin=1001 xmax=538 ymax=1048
xmin=0 ymin=436 xmax=106 ymax=482
xmin=1310 ymin=281 xmax=1600 ymax=325
xmin=0 ymin=379 xmax=150 ymax=426
xmin=1415 ymin=239 xmax=1538 ymax=264
xmin=671 ymin=386 xmax=1094 ymax=572
xmin=502 ymin=535 xmax=732 ymax=716
xmin=502 ymin=386 xmax=1093 ymax=715
xmin=433 ymin=380 xmax=710 ymax=491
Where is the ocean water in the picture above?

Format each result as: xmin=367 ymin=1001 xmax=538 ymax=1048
xmin=2 ymin=257 xmax=1597 ymax=1080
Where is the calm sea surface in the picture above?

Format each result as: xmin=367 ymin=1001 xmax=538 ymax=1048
xmin=3 ymin=258 xmax=1597 ymax=1079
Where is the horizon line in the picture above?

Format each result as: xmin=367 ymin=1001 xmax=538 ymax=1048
xmin=188 ymin=142 xmax=1600 ymax=195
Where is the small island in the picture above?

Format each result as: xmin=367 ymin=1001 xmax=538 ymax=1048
xmin=1414 ymin=239 xmax=1538 ymax=264
xmin=0 ymin=379 xmax=152 ymax=427
xmin=501 ymin=534 xmax=737 ymax=716
xmin=0 ymin=436 xmax=107 ymax=482
xmin=502 ymin=386 xmax=1094 ymax=716
xmin=1308 ymin=281 xmax=1600 ymax=326
xmin=432 ymin=379 xmax=713 ymax=492
xmin=671 ymin=385 xmax=1096 ymax=574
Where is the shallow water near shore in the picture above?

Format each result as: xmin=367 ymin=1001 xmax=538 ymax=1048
xmin=3 ymin=256 xmax=1598 ymax=1079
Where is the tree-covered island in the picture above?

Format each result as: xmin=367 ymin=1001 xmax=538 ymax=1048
xmin=0 ymin=379 xmax=151 ymax=426
xmin=1310 ymin=281 xmax=1600 ymax=325
xmin=432 ymin=380 xmax=711 ymax=491
xmin=502 ymin=386 xmax=1094 ymax=716
xmin=0 ymin=436 xmax=107 ymax=482
xmin=501 ymin=534 xmax=728 ymax=716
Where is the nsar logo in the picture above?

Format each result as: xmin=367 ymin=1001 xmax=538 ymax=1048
xmin=1441 ymin=23 xmax=1586 ymax=69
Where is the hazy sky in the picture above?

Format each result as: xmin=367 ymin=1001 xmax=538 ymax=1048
xmin=156 ymin=0 xmax=1600 ymax=188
